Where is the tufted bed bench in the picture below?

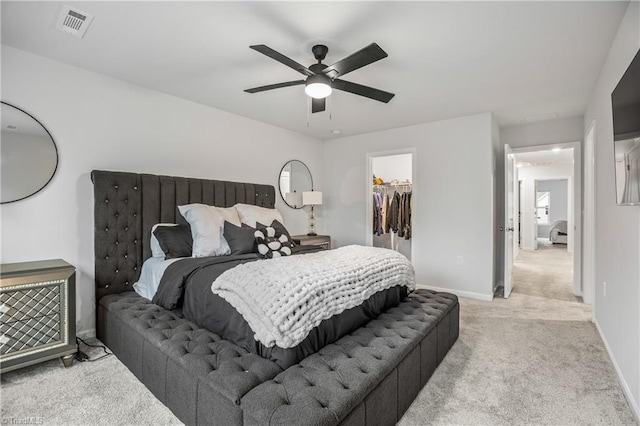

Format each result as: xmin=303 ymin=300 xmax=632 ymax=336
xmin=98 ymin=289 xmax=458 ymax=425
xmin=92 ymin=170 xmax=459 ymax=425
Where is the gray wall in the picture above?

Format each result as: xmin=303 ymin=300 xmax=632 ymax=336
xmin=536 ymin=179 xmax=568 ymax=237
xmin=583 ymin=1 xmax=640 ymax=417
xmin=1 ymin=46 xmax=324 ymax=336
xmin=501 ymin=116 xmax=585 ymax=148
xmin=323 ymin=113 xmax=495 ymax=301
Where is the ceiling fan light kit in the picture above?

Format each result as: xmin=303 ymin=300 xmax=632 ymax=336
xmin=245 ymin=43 xmax=394 ymax=113
xmin=304 ymin=74 xmax=332 ymax=99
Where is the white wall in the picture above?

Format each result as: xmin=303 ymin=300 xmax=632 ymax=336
xmin=0 ymin=46 xmax=324 ymax=335
xmin=492 ymin=116 xmax=502 ymax=290
xmin=501 ymin=116 xmax=584 ymax=149
xmin=324 ymin=113 xmax=495 ymax=300
xmin=371 ymin=154 xmax=412 ymax=183
xmin=583 ymin=1 xmax=640 ymax=418
xmin=517 ymin=164 xmax=573 ymax=248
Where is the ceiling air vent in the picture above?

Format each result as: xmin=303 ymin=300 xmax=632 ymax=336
xmin=56 ymin=5 xmax=93 ymax=38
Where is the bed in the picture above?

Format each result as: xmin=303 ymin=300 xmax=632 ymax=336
xmin=93 ymin=170 xmax=459 ymax=425
xmin=549 ymin=219 xmax=568 ymax=244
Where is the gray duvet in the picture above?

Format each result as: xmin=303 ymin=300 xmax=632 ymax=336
xmin=152 ymin=246 xmax=408 ymax=369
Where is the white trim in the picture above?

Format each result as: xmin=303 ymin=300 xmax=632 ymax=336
xmin=594 ymin=319 xmax=640 ymax=423
xmin=365 ymin=148 xmax=417 ymax=264
xmin=417 ymin=283 xmax=494 ymax=301
xmin=584 ymin=120 xmax=596 ymax=309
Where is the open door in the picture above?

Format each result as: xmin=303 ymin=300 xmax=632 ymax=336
xmin=504 ymin=144 xmax=516 ymax=298
xmin=533 ymin=180 xmax=539 ymax=250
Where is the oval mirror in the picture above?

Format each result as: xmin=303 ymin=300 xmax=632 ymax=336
xmin=279 ymin=160 xmax=313 ymax=209
xmin=1 ymin=102 xmax=58 ymax=204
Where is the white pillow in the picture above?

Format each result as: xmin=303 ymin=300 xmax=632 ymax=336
xmin=234 ymin=203 xmax=284 ymax=228
xmin=133 ymin=257 xmax=181 ymax=300
xmin=178 ymin=204 xmax=240 ymax=257
xmin=150 ymin=223 xmax=177 ymax=258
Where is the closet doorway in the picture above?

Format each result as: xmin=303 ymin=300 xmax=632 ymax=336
xmin=365 ymin=150 xmax=415 ymax=261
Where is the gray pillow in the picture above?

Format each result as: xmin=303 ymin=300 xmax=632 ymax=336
xmin=223 ymin=221 xmax=257 ymax=255
xmin=153 ymin=225 xmax=193 ymax=259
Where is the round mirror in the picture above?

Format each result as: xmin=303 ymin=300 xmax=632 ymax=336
xmin=279 ymin=160 xmax=313 ymax=209
xmin=1 ymin=102 xmax=58 ymax=204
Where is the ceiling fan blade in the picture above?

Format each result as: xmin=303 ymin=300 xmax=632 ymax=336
xmin=244 ymin=80 xmax=305 ymax=93
xmin=311 ymin=98 xmax=326 ymax=114
xmin=332 ymin=79 xmax=395 ymax=103
xmin=250 ymin=45 xmax=314 ymax=77
xmin=323 ymin=43 xmax=388 ymax=79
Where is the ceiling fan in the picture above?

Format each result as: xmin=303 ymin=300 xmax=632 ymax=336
xmin=244 ymin=43 xmax=395 ymax=113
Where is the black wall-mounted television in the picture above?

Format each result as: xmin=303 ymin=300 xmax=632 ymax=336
xmin=611 ymin=48 xmax=640 ymax=206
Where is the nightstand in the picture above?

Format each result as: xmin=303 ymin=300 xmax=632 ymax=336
xmin=0 ymin=259 xmax=77 ymax=372
xmin=293 ymin=235 xmax=331 ymax=250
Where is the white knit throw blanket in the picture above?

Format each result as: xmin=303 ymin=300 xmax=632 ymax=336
xmin=211 ymin=245 xmax=415 ymax=348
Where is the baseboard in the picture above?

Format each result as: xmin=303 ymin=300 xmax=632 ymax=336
xmin=417 ymin=284 xmax=494 ymax=301
xmin=77 ymin=328 xmax=96 ymax=339
xmin=594 ymin=319 xmax=640 ymax=422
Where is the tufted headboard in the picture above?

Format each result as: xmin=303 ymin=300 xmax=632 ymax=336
xmin=92 ymin=170 xmax=275 ymax=302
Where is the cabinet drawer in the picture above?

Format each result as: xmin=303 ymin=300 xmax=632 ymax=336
xmin=0 ymin=313 xmax=62 ymax=355
xmin=1 ymin=285 xmax=61 ymax=324
xmin=0 ymin=259 xmax=76 ymax=372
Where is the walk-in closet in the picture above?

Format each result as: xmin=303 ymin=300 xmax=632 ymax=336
xmin=371 ymin=153 xmax=413 ymax=260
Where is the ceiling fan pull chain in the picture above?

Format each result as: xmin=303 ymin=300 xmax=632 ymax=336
xmin=307 ymin=96 xmax=310 ymax=127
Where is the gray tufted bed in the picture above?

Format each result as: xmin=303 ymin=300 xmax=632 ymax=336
xmin=92 ymin=170 xmax=459 ymax=425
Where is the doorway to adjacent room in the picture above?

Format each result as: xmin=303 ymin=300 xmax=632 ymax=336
xmin=365 ymin=149 xmax=415 ymax=262
xmin=503 ymin=142 xmax=584 ymax=303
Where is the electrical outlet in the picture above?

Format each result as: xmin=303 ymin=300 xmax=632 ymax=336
xmin=456 ymin=256 xmax=463 ymax=265
xmin=603 ymin=281 xmax=607 ymax=298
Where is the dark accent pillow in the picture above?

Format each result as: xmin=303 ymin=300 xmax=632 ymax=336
xmin=255 ymin=226 xmax=294 ymax=258
xmin=256 ymin=219 xmax=295 ymax=247
xmin=224 ymin=221 xmax=257 ymax=255
xmin=153 ymin=225 xmax=193 ymax=259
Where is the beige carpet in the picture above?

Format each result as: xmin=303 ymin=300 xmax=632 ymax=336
xmin=400 ymin=242 xmax=637 ymax=425
xmin=511 ymin=240 xmax=579 ymax=303
xmin=2 ymin=245 xmax=637 ymax=425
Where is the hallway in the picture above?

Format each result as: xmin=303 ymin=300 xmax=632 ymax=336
xmin=512 ymin=240 xmax=580 ymax=303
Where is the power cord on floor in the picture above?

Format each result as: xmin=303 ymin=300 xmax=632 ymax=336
xmin=75 ymin=336 xmax=112 ymax=362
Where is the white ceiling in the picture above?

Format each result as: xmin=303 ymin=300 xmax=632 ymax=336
xmin=0 ymin=1 xmax=628 ymax=140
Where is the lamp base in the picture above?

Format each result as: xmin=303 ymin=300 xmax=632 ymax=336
xmin=306 ymin=232 xmax=317 ymax=236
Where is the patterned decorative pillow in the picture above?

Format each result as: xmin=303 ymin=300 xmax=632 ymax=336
xmin=255 ymin=226 xmax=294 ymax=258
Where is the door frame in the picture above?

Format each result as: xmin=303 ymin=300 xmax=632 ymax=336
xmin=510 ymin=141 xmax=582 ymax=297
xmin=503 ymin=144 xmax=517 ymax=298
xmin=534 ymin=180 xmax=539 ymax=250
xmin=584 ymin=121 xmax=596 ymax=307
xmin=365 ymin=148 xmax=417 ymax=264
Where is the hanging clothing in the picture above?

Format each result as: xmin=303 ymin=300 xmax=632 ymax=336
xmin=373 ymin=186 xmax=412 ymax=241
xmin=381 ymin=193 xmax=389 ymax=232
xmin=401 ymin=192 xmax=412 ymax=239
xmin=373 ymin=193 xmax=384 ymax=236
xmin=388 ymin=191 xmax=401 ymax=233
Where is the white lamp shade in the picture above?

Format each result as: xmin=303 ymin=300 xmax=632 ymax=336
xmin=285 ymin=191 xmax=303 ymax=207
xmin=302 ymin=191 xmax=323 ymax=206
